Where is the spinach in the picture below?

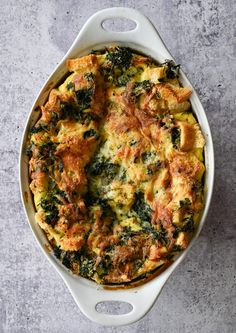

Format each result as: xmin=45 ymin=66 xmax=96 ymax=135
xmin=62 ymin=252 xmax=73 ymax=269
xmin=130 ymin=140 xmax=137 ymax=146
xmin=121 ymin=224 xmax=167 ymax=245
xmin=48 ymin=182 xmax=67 ymax=201
xmin=75 ymin=87 xmax=94 ymax=110
xmin=51 ymin=112 xmax=59 ymax=127
xmin=102 ymin=47 xmax=133 ymax=86
xmin=132 ymin=80 xmax=152 ymax=97
xmin=56 ymin=188 xmax=67 ymax=200
xmin=162 ymin=60 xmax=180 ymax=79
xmin=53 ymin=247 xmax=80 ymax=269
xmin=171 ymin=127 xmax=180 ymax=148
xmin=181 ymin=215 xmax=195 ymax=232
xmin=142 ymin=224 xmax=168 ymax=244
xmin=87 ymin=157 xmax=120 ymax=180
xmin=53 ymin=246 xmax=62 ymax=259
xmin=84 ymin=193 xmax=109 ymax=211
xmin=132 ymin=192 xmax=153 ymax=223
xmin=79 ymin=256 xmax=95 ymax=278
xmin=117 ymin=74 xmax=130 ymax=87
xmin=41 ymin=197 xmax=59 ymax=226
xmin=30 ymin=124 xmax=49 ymax=134
xmin=66 ymin=81 xmax=74 ymax=90
xmin=179 ymin=198 xmax=191 ymax=208
xmin=39 ymin=141 xmax=57 ymax=158
xmin=172 ymin=245 xmax=182 ymax=252
xmin=97 ymin=198 xmax=110 ymax=211
xmin=83 ymin=129 xmax=99 ymax=140
xmin=60 ymin=101 xmax=79 ymax=120
xmin=38 ymin=141 xmax=58 ymax=171
xmin=84 ymin=193 xmax=115 ymax=220
xmin=173 ymin=215 xmax=195 ymax=238
xmin=104 ymin=163 xmax=120 ymax=180
xmin=120 ymin=226 xmax=137 ymax=242
xmin=84 ymin=72 xmax=94 ymax=82
xmin=87 ymin=160 xmax=104 ymax=176
xmin=40 ymin=182 xmax=68 ymax=226
xmin=141 ymin=151 xmax=157 ymax=163
xmin=134 ymin=259 xmax=143 ymax=271
xmin=60 ymin=101 xmax=95 ymax=123
xmin=106 ymin=47 xmax=133 ymax=70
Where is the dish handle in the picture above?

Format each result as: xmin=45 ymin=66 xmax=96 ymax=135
xmin=67 ymin=7 xmax=171 ymax=59
xmin=63 ymin=272 xmax=170 ymax=326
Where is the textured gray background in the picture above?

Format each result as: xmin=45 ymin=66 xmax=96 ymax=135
xmin=0 ymin=0 xmax=235 ymax=332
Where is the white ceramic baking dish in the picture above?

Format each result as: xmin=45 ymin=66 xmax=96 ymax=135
xmin=19 ymin=7 xmax=214 ymax=326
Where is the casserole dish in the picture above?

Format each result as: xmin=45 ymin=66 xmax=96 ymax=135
xmin=20 ymin=7 xmax=214 ymax=326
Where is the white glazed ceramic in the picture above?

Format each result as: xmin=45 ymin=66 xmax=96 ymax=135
xmin=19 ymin=7 xmax=214 ymax=326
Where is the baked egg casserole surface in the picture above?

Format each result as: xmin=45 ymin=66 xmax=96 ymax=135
xmin=28 ymin=47 xmax=205 ymax=284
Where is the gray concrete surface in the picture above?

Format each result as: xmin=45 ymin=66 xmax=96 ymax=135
xmin=0 ymin=0 xmax=235 ymax=332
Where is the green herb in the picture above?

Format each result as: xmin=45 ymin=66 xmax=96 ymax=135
xmin=75 ymin=86 xmax=94 ymax=110
xmin=106 ymin=47 xmax=133 ymax=70
xmin=60 ymin=101 xmax=80 ymax=121
xmin=162 ymin=60 xmax=180 ymax=79
xmin=118 ymin=168 xmax=126 ymax=181
xmin=179 ymin=198 xmax=191 ymax=208
xmin=39 ymin=141 xmax=57 ymax=158
xmin=83 ymin=129 xmax=99 ymax=140
xmin=134 ymin=260 xmax=143 ymax=271
xmin=101 ymin=47 xmax=134 ymax=86
xmin=79 ymin=256 xmax=95 ymax=278
xmin=87 ymin=157 xmax=120 ymax=181
xmin=66 ymin=81 xmax=74 ymax=90
xmin=141 ymin=151 xmax=157 ymax=163
xmin=172 ymin=245 xmax=182 ymax=252
xmin=84 ymin=72 xmax=94 ymax=82
xmin=132 ymin=80 xmax=152 ymax=97
xmin=56 ymin=188 xmax=67 ymax=200
xmin=130 ymin=140 xmax=137 ymax=146
xmin=40 ymin=197 xmax=59 ymax=226
xmin=117 ymin=74 xmax=130 ymax=86
xmin=51 ymin=112 xmax=59 ymax=127
xmin=171 ymin=127 xmax=180 ymax=148
xmin=132 ymin=192 xmax=153 ymax=223
xmin=30 ymin=124 xmax=49 ymax=134
xmin=40 ymin=181 xmax=68 ymax=226
xmin=181 ymin=215 xmax=195 ymax=232
xmin=53 ymin=246 xmax=62 ymax=259
xmin=60 ymin=101 xmax=95 ymax=123
xmin=62 ymin=252 xmax=72 ymax=269
xmin=173 ymin=215 xmax=195 ymax=238
xmin=84 ymin=192 xmax=114 ymax=218
xmin=142 ymin=223 xmax=168 ymax=244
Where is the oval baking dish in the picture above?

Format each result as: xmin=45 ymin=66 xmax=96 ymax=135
xmin=19 ymin=7 xmax=214 ymax=326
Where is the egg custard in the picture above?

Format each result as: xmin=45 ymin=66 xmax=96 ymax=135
xmin=28 ymin=47 xmax=205 ymax=284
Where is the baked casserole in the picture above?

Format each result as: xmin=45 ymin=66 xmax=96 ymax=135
xmin=27 ymin=47 xmax=205 ymax=284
